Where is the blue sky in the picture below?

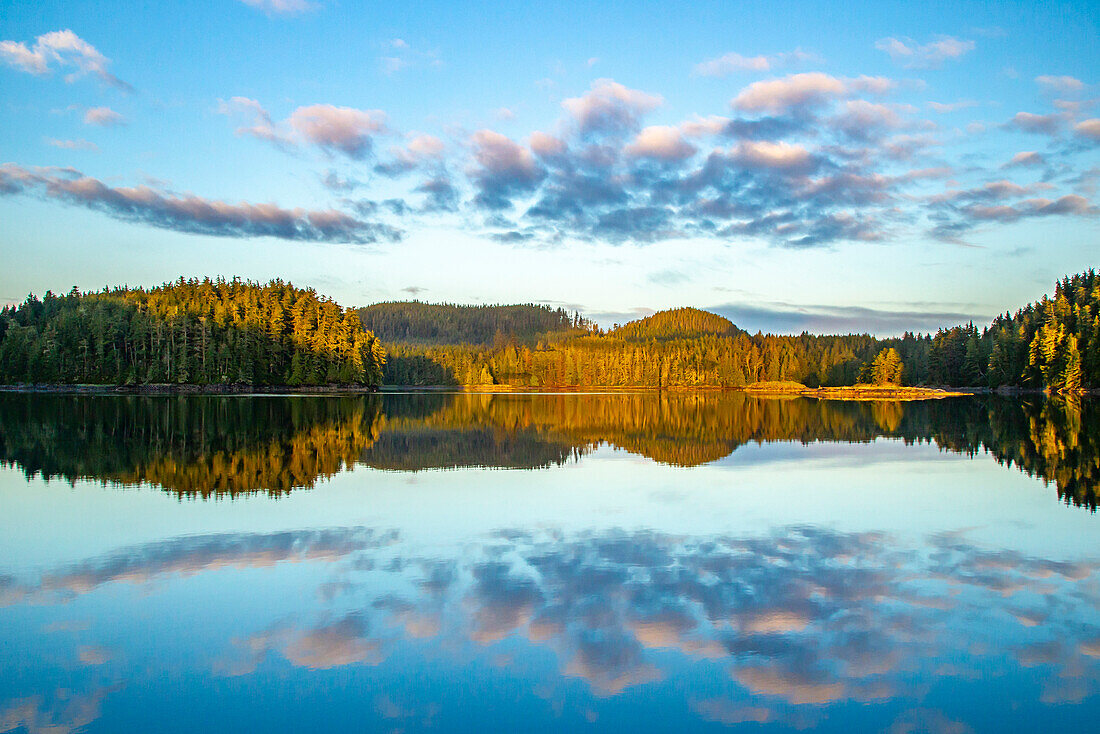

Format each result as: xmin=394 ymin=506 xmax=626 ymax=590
xmin=1 ymin=0 xmax=1097 ymax=334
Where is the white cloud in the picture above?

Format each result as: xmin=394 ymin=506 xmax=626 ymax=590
xmin=874 ymin=36 xmax=975 ymax=69
xmin=562 ymin=79 xmax=663 ymax=135
xmin=731 ymin=73 xmax=863 ymax=114
xmin=928 ymin=100 xmax=978 ymax=113
xmin=44 ymin=138 xmax=99 ymax=152
xmin=693 ymin=49 xmax=817 ymax=77
xmin=1036 ymin=75 xmax=1085 ymax=93
xmin=0 ymin=29 xmax=130 ymax=90
xmin=624 ymin=126 xmax=696 ymax=161
xmin=237 ymin=0 xmax=316 ymax=15
xmin=218 ymin=98 xmax=387 ymax=159
xmin=83 ymin=106 xmax=124 ymax=126
xmin=1075 ymin=119 xmax=1100 ymax=141
xmin=729 ymin=140 xmax=813 ymax=170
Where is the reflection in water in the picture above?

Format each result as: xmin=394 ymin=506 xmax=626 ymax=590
xmin=2 ymin=392 xmax=1100 ymax=731
xmin=1 ymin=392 xmax=1096 ymax=508
xmin=3 ymin=523 xmax=1099 ymax=730
xmin=0 ymin=394 xmax=381 ymax=497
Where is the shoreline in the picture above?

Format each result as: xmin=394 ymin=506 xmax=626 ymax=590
xmin=0 ymin=383 xmax=1090 ymax=400
xmin=0 ymin=383 xmax=381 ymax=395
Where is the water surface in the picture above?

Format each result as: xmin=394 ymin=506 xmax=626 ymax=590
xmin=1 ymin=392 xmax=1098 ymax=732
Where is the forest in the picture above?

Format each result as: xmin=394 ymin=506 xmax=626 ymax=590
xmin=359 ymin=301 xmax=595 ymax=345
xmin=371 ymin=271 xmax=1099 ymax=393
xmin=0 ymin=278 xmax=386 ymax=386
xmin=0 ymin=270 xmax=1096 ymax=393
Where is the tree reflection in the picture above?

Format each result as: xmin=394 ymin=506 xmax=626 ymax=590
xmin=0 ymin=394 xmax=382 ymax=497
xmin=0 ymin=392 xmax=1096 ymax=508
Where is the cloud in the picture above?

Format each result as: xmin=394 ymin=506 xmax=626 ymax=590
xmin=874 ymin=35 xmax=975 ymax=69
xmin=928 ymin=100 xmax=978 ymax=113
xmin=1005 ymin=111 xmax=1066 ymax=135
xmin=693 ymin=49 xmax=817 ymax=77
xmin=374 ymin=134 xmax=447 ymax=177
xmin=0 ymin=29 xmax=131 ymax=91
xmin=468 ymin=129 xmax=545 ymax=209
xmin=624 ymin=126 xmax=696 ymax=161
xmin=1036 ymin=75 xmax=1085 ymax=93
xmin=708 ymin=301 xmax=991 ymax=335
xmin=83 ymin=106 xmax=124 ymax=127
xmin=44 ymin=138 xmax=99 ymax=152
xmin=929 ymin=179 xmax=1095 ymax=241
xmin=238 ymin=0 xmax=316 ymax=14
xmin=289 ymin=105 xmax=386 ymax=158
xmin=414 ymin=176 xmax=459 ymax=212
xmin=219 ymin=98 xmax=387 ymax=159
xmin=729 ymin=73 xmax=895 ymax=117
xmin=379 ymin=38 xmax=442 ymax=75
xmin=830 ymin=100 xmax=907 ymax=141
xmin=0 ymin=163 xmax=401 ymax=244
xmin=1003 ymin=151 xmax=1045 ymax=169
xmin=1075 ymin=119 xmax=1100 ymax=142
xmin=728 ymin=140 xmax=816 ymax=172
xmin=966 ymin=195 xmax=1094 ymax=222
xmin=529 ymin=131 xmax=567 ymax=157
xmin=731 ymin=72 xmax=848 ymax=114
xmin=562 ymin=79 xmax=663 ymax=136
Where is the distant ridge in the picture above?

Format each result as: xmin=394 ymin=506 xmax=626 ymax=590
xmin=610 ymin=307 xmax=741 ymax=341
xmin=359 ymin=301 xmax=591 ymax=346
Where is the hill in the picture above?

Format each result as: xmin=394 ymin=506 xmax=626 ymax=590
xmin=610 ymin=307 xmax=741 ymax=341
xmin=359 ymin=301 xmax=593 ymax=346
xmin=0 ymin=278 xmax=385 ymax=387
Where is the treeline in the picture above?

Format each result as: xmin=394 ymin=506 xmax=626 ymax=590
xmin=383 ymin=329 xmax=931 ymax=388
xmin=359 ymin=301 xmax=595 ymax=346
xmin=372 ymin=272 xmax=1099 ymax=393
xmin=0 ymin=278 xmax=386 ymax=386
xmin=928 ymin=271 xmax=1099 ymax=393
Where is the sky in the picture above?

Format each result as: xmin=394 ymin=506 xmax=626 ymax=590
xmin=0 ymin=0 xmax=1097 ymax=335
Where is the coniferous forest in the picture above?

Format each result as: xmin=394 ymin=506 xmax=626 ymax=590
xmin=0 ymin=271 xmax=1096 ymax=393
xmin=363 ymin=270 xmax=1099 ymax=393
xmin=0 ymin=278 xmax=385 ymax=386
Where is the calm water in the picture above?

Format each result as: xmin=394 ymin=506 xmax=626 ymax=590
xmin=1 ymin=392 xmax=1098 ymax=732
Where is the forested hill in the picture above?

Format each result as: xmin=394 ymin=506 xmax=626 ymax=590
xmin=358 ymin=301 xmax=595 ymax=346
xmin=376 ymin=270 xmax=1099 ymax=393
xmin=610 ymin=307 xmax=741 ymax=341
xmin=0 ymin=278 xmax=385 ymax=386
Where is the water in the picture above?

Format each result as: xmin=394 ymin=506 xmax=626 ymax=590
xmin=0 ymin=392 xmax=1097 ymax=732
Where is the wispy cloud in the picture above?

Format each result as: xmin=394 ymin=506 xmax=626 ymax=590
xmin=708 ymin=301 xmax=993 ymax=336
xmin=83 ymin=106 xmax=124 ymax=127
xmin=1035 ymin=75 xmax=1085 ymax=93
xmin=0 ymin=163 xmax=401 ymax=244
xmin=0 ymin=29 xmax=131 ymax=91
xmin=928 ymin=100 xmax=978 ymax=113
xmin=44 ymin=138 xmax=99 ymax=152
xmin=874 ymin=36 xmax=975 ymax=69
xmin=238 ymin=0 xmax=317 ymax=15
xmin=693 ymin=49 xmax=818 ymax=77
xmin=379 ymin=38 xmax=442 ymax=75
